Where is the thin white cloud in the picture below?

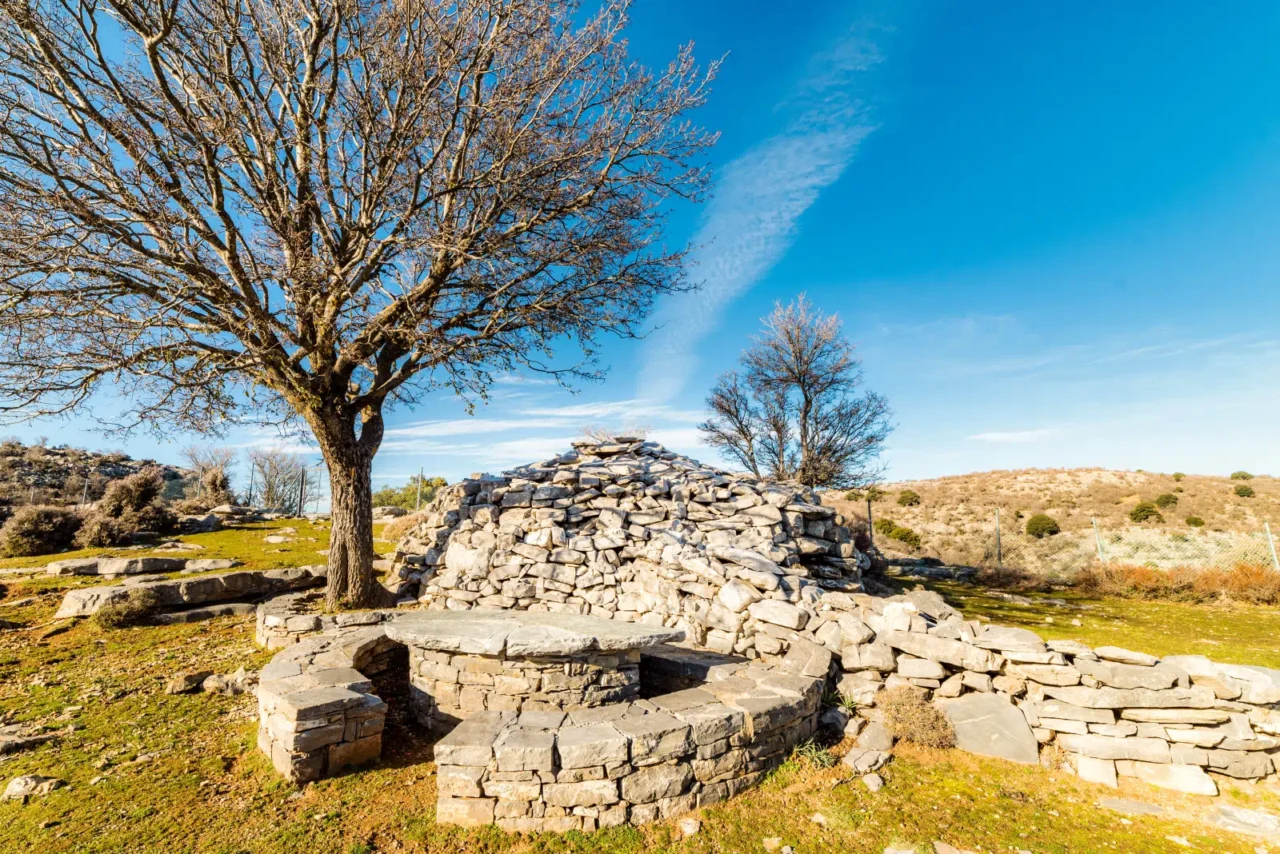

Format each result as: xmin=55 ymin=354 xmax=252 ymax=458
xmin=967 ymin=428 xmax=1064 ymax=444
xmin=639 ymin=19 xmax=889 ymax=401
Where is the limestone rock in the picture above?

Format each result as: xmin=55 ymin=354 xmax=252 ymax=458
xmin=937 ymin=694 xmax=1038 ymax=765
xmin=2 ymin=775 xmax=65 ymax=802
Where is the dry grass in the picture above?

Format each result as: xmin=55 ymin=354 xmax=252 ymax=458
xmin=877 ymin=686 xmax=955 ymax=749
xmin=381 ymin=510 xmax=427 ymax=543
xmin=1074 ymin=562 xmax=1280 ymax=604
xmin=92 ymin=588 xmax=161 ymax=629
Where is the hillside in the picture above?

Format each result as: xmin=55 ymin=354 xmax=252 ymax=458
xmin=826 ymin=467 xmax=1280 ymax=574
xmin=0 ymin=439 xmax=188 ymax=509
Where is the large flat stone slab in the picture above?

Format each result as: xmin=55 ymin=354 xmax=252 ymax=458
xmin=937 ymin=693 xmax=1039 ymax=765
xmin=385 ymin=610 xmax=683 ymax=657
xmin=55 ymin=566 xmax=327 ymax=618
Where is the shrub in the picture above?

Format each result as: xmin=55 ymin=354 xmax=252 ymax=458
xmin=1186 ymin=515 xmax=1206 ymax=527
xmin=1154 ymin=493 xmax=1178 ymax=509
xmin=382 ymin=511 xmax=427 ymax=543
xmin=873 ymin=517 xmax=896 ymax=536
xmin=200 ymin=468 xmax=235 ymax=506
xmin=877 ymin=686 xmax=955 ymax=748
xmin=1129 ymin=502 xmax=1163 ymax=523
xmin=1025 ymin=513 xmax=1060 ymax=539
xmin=89 ymin=468 xmax=175 ymax=540
xmin=171 ymin=497 xmax=211 ymax=516
xmin=1172 ymin=472 xmax=1185 ymax=482
xmin=0 ymin=505 xmax=82 ymax=557
xmin=896 ymin=490 xmax=921 ymax=507
xmin=1231 ymin=471 xmax=1254 ymax=480
xmin=73 ymin=513 xmax=128 ymax=548
xmin=371 ymin=474 xmax=447 ymax=512
xmin=864 ymin=486 xmax=886 ymax=502
xmin=843 ymin=490 xmax=862 ymax=502
xmin=1174 ymin=486 xmax=1184 ymax=493
xmin=887 ymin=525 xmax=921 ymax=549
xmin=1235 ymin=484 xmax=1256 ymax=498
xmin=1075 ymin=563 xmax=1280 ymax=605
xmin=99 ymin=469 xmax=165 ymax=517
xmin=92 ymin=589 xmax=160 ymax=629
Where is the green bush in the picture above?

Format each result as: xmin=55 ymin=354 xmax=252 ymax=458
xmin=1173 ymin=486 xmax=1184 ymax=493
xmin=1025 ymin=513 xmax=1060 ymax=539
xmin=0 ymin=505 xmax=82 ymax=557
xmin=1172 ymin=472 xmax=1185 ymax=482
xmin=864 ymin=486 xmax=886 ymax=502
xmin=1231 ymin=471 xmax=1254 ymax=480
xmin=1129 ymin=502 xmax=1164 ymax=523
xmin=1154 ymin=493 xmax=1178 ymax=509
xmin=1186 ymin=516 xmax=1205 ymax=527
xmin=887 ymin=525 xmax=921 ymax=549
xmin=843 ymin=490 xmax=862 ymax=502
xmin=1235 ymin=484 xmax=1256 ymax=498
xmin=873 ymin=517 xmax=896 ymax=535
xmin=896 ymin=489 xmax=921 ymax=507
xmin=371 ymin=474 xmax=447 ymax=512
xmin=93 ymin=589 xmax=160 ymax=629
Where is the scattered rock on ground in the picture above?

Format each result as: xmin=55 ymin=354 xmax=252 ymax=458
xmin=164 ymin=671 xmax=214 ymax=694
xmin=677 ymin=817 xmax=701 ymax=837
xmin=3 ymin=775 xmax=65 ymax=802
xmin=862 ymin=772 xmax=884 ymax=791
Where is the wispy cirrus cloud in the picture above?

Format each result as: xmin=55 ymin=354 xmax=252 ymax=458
xmin=967 ymin=428 xmax=1065 ymax=444
xmin=638 ymin=17 xmax=891 ymax=401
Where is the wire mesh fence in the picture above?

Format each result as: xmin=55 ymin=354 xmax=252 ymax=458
xmin=867 ymin=506 xmax=1280 ymax=577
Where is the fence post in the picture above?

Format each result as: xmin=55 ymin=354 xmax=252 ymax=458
xmin=246 ymin=467 xmax=255 ymax=507
xmin=995 ymin=508 xmax=1002 ymax=569
xmin=296 ymin=470 xmax=307 ymax=517
xmin=866 ymin=497 xmax=874 ymax=551
xmin=415 ymin=467 xmax=424 ymax=512
xmin=1092 ymin=517 xmax=1105 ymax=562
xmin=1266 ymin=522 xmax=1280 ymax=573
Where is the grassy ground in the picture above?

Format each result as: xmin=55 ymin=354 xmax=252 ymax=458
xmin=892 ymin=576 xmax=1280 ymax=670
xmin=1 ymin=519 xmax=392 ymax=596
xmin=4 ymin=528 xmax=1280 ymax=851
xmin=2 ymin=603 xmax=1277 ymax=854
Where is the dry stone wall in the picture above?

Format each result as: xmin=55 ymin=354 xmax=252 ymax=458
xmin=831 ymin=587 xmax=1280 ymax=796
xmin=388 ymin=439 xmax=866 ymax=662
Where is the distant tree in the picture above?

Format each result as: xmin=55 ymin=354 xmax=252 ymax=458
xmin=1235 ymin=484 xmax=1256 ymax=498
xmin=181 ymin=445 xmax=237 ymax=502
xmin=0 ymin=0 xmax=716 ymax=607
xmin=897 ymin=490 xmax=921 ymax=507
xmin=1231 ymin=471 xmax=1255 ymax=480
xmin=1172 ymin=472 xmax=1186 ymax=482
xmin=699 ymin=297 xmax=893 ymax=489
xmin=1154 ymin=493 xmax=1178 ymax=509
xmin=246 ymin=448 xmax=319 ymax=513
xmin=372 ymin=475 xmax=449 ymax=512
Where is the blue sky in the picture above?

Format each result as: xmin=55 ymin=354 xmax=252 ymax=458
xmin=12 ymin=0 xmax=1280 ymax=492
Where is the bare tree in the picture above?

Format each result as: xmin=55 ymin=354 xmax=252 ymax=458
xmin=699 ymin=296 xmax=892 ymax=489
xmin=0 ymin=0 xmax=716 ymax=606
xmin=246 ymin=446 xmax=319 ymax=512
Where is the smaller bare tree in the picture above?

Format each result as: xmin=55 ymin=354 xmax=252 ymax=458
xmin=699 ymin=296 xmax=892 ymax=488
xmin=247 ymin=447 xmax=320 ymax=513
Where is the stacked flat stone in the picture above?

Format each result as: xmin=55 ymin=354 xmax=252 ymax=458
xmin=256 ymin=589 xmax=395 ymax=649
xmin=56 ymin=565 xmax=328 ymax=619
xmin=822 ymin=587 xmax=1280 ymax=796
xmin=383 ymin=611 xmax=682 ymax=726
xmin=256 ymin=624 xmax=400 ymax=782
xmin=256 ymin=612 xmax=828 ymax=829
xmin=389 ymin=439 xmax=866 ymax=663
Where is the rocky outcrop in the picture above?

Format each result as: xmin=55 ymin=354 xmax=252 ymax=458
xmin=389 ymin=440 xmax=866 ymax=661
xmin=55 ymin=566 xmax=327 ymax=618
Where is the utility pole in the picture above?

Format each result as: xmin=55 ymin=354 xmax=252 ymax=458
xmin=80 ymin=479 xmax=89 ymax=506
xmin=1266 ymin=522 xmax=1280 ymax=573
xmin=296 ymin=470 xmax=307 ymax=518
xmin=1092 ymin=517 xmax=1105 ymax=563
xmin=415 ymin=467 xmax=424 ymax=512
xmin=246 ymin=466 xmax=255 ymax=508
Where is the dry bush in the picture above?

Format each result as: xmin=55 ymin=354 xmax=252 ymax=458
xmin=81 ymin=468 xmax=175 ymax=544
xmin=0 ymin=505 xmax=81 ymax=556
xmin=382 ymin=511 xmax=428 ymax=543
xmin=171 ymin=497 xmax=211 ymax=515
xmin=1074 ymin=563 xmax=1280 ymax=604
xmin=877 ymin=685 xmax=955 ymax=748
xmin=92 ymin=589 xmax=160 ymax=629
xmin=73 ymin=513 xmax=128 ymax=548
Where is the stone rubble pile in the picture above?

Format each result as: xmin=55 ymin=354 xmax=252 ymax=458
xmin=828 ymin=587 xmax=1280 ymax=796
xmin=390 ymin=440 xmax=867 ymax=662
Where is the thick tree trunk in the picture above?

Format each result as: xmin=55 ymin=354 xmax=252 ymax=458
xmin=310 ymin=407 xmax=390 ymax=610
